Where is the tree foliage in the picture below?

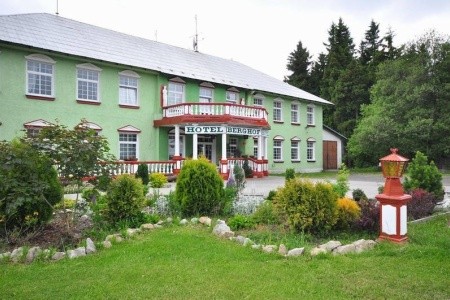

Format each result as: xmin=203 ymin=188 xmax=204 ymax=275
xmin=285 ymin=40 xmax=313 ymax=91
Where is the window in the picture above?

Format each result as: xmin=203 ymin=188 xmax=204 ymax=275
xmin=273 ymin=100 xmax=282 ymax=122
xmin=253 ymin=138 xmax=258 ymax=158
xmin=307 ymin=139 xmax=316 ymax=161
xmin=307 ymin=105 xmax=315 ymax=125
xmin=226 ymin=91 xmax=239 ymax=103
xmin=227 ymin=137 xmax=238 ymax=157
xmin=119 ymin=133 xmax=138 ymax=160
xmin=23 ymin=119 xmax=53 ymax=138
xmin=199 ymin=87 xmax=213 ymax=103
xmin=168 ymin=82 xmax=185 ymax=106
xmin=77 ymin=64 xmax=101 ymax=102
xmin=26 ymin=54 xmax=55 ymax=97
xmin=119 ymin=71 xmax=139 ymax=106
xmin=273 ymin=136 xmax=284 ymax=162
xmin=291 ymin=103 xmax=300 ymax=124
xmin=291 ymin=139 xmax=300 ymax=161
xmin=253 ymin=94 xmax=264 ymax=106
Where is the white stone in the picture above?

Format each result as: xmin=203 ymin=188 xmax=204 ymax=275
xmin=191 ymin=217 xmax=199 ymax=224
xmin=126 ymin=228 xmax=140 ymax=236
xmin=102 ymin=240 xmax=112 ymax=249
xmin=86 ymin=238 xmax=96 ymax=254
xmin=251 ymin=244 xmax=261 ymax=250
xmin=51 ymin=252 xmax=66 ymax=261
xmin=141 ymin=223 xmax=155 ymax=230
xmin=243 ymin=238 xmax=253 ymax=246
xmin=199 ymin=216 xmax=212 ymax=226
xmin=319 ymin=240 xmax=342 ymax=251
xmin=166 ymin=217 xmax=173 ymax=223
xmin=262 ymin=245 xmax=277 ymax=253
xmin=278 ymin=244 xmax=288 ymax=256
xmin=179 ymin=219 xmax=188 ymax=225
xmin=154 ymin=224 xmax=163 ymax=229
xmin=212 ymin=222 xmax=234 ymax=238
xmin=11 ymin=247 xmax=24 ymax=263
xmin=310 ymin=247 xmax=327 ymax=256
xmin=0 ymin=252 xmax=11 ymax=260
xmin=287 ymin=248 xmax=305 ymax=257
xmin=26 ymin=246 xmax=42 ymax=263
xmin=352 ymin=239 xmax=376 ymax=253
xmin=235 ymin=235 xmax=247 ymax=245
xmin=157 ymin=220 xmax=164 ymax=225
xmin=333 ymin=244 xmax=356 ymax=255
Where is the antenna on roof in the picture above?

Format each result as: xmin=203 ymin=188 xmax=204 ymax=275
xmin=193 ymin=15 xmax=199 ymax=52
xmin=55 ymin=0 xmax=59 ymax=15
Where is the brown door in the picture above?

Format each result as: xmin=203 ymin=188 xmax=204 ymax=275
xmin=323 ymin=141 xmax=337 ymax=170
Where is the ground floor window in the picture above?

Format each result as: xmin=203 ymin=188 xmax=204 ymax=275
xmin=253 ymin=138 xmax=258 ymax=158
xmin=307 ymin=140 xmax=315 ymax=161
xmin=168 ymin=133 xmax=185 ymax=159
xmin=227 ymin=137 xmax=238 ymax=157
xmin=291 ymin=140 xmax=300 ymax=161
xmin=273 ymin=140 xmax=283 ymax=161
xmin=119 ymin=133 xmax=138 ymax=160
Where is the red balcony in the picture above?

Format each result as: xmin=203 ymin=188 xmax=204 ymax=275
xmin=154 ymin=103 xmax=270 ymax=128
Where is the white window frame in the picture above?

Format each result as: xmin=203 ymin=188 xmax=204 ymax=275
xmin=119 ymin=70 xmax=140 ymax=106
xmin=77 ymin=63 xmax=101 ymax=102
xmin=253 ymin=94 xmax=264 ymax=106
xmin=227 ymin=137 xmax=238 ymax=158
xmin=273 ymin=99 xmax=283 ymax=122
xmin=199 ymin=87 xmax=214 ymax=103
xmin=119 ymin=133 xmax=139 ymax=160
xmin=253 ymin=138 xmax=258 ymax=158
xmin=168 ymin=81 xmax=185 ymax=106
xmin=273 ymin=136 xmax=284 ymax=162
xmin=25 ymin=54 xmax=55 ymax=98
xmin=226 ymin=91 xmax=239 ymax=103
xmin=307 ymin=138 xmax=316 ymax=161
xmin=307 ymin=105 xmax=315 ymax=126
xmin=291 ymin=138 xmax=301 ymax=161
xmin=291 ymin=102 xmax=300 ymax=124
xmin=23 ymin=119 xmax=54 ymax=138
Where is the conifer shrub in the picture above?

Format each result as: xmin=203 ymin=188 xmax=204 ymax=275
xmin=285 ymin=168 xmax=295 ymax=181
xmin=352 ymin=188 xmax=368 ymax=202
xmin=242 ymin=159 xmax=253 ymax=178
xmin=135 ymin=164 xmax=149 ymax=185
xmin=175 ymin=157 xmax=226 ymax=217
xmin=404 ymin=151 xmax=444 ymax=201
xmin=408 ymin=189 xmax=436 ymax=220
xmin=106 ymin=174 xmax=146 ymax=225
xmin=149 ymin=172 xmax=168 ymax=188
xmin=335 ymin=197 xmax=361 ymax=229
xmin=0 ymin=140 xmax=63 ymax=237
xmin=273 ymin=179 xmax=338 ymax=234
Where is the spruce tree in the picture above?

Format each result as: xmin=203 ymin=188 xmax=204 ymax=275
xmin=285 ymin=40 xmax=312 ymax=91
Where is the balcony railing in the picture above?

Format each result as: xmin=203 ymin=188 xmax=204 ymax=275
xmin=162 ymin=103 xmax=268 ymax=121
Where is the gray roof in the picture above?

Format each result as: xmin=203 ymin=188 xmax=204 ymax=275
xmin=0 ymin=13 xmax=331 ymax=105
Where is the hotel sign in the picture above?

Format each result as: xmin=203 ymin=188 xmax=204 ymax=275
xmin=185 ymin=125 xmax=268 ymax=137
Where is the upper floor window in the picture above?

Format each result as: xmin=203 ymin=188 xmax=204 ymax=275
xmin=199 ymin=87 xmax=213 ymax=103
xmin=77 ymin=63 xmax=101 ymax=102
xmin=253 ymin=94 xmax=264 ymax=106
xmin=291 ymin=102 xmax=300 ymax=124
xmin=226 ymin=87 xmax=239 ymax=103
xmin=26 ymin=54 xmax=55 ymax=97
xmin=168 ymin=81 xmax=185 ymax=106
xmin=119 ymin=70 xmax=139 ymax=106
xmin=273 ymin=99 xmax=283 ymax=122
xmin=307 ymin=105 xmax=315 ymax=125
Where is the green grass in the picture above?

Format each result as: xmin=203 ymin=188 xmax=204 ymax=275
xmin=1 ymin=215 xmax=449 ymax=299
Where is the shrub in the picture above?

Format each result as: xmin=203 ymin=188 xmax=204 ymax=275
xmin=252 ymin=201 xmax=278 ymax=225
xmin=332 ymin=163 xmax=350 ymax=197
xmin=352 ymin=188 xmax=368 ymax=202
xmin=106 ymin=174 xmax=146 ymax=225
xmin=0 ymin=140 xmax=63 ymax=237
xmin=149 ymin=172 xmax=167 ymax=188
xmin=233 ymin=164 xmax=246 ymax=194
xmin=335 ymin=197 xmax=361 ymax=229
xmin=266 ymin=190 xmax=277 ymax=201
xmin=136 ymin=164 xmax=150 ymax=185
xmin=408 ymin=189 xmax=437 ymax=220
xmin=273 ymin=179 xmax=338 ymax=234
xmin=175 ymin=158 xmax=226 ymax=217
xmin=404 ymin=151 xmax=444 ymax=201
xmin=285 ymin=168 xmax=295 ymax=181
xmin=96 ymin=174 xmax=112 ymax=192
xmin=232 ymin=195 xmax=265 ymax=215
xmin=54 ymin=198 xmax=76 ymax=210
xmin=242 ymin=159 xmax=253 ymax=178
xmin=228 ymin=215 xmax=255 ymax=231
xmin=353 ymin=199 xmax=379 ymax=233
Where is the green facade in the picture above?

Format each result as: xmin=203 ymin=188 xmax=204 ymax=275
xmin=0 ymin=44 xmax=325 ymax=173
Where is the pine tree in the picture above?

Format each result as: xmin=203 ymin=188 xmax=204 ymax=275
xmin=285 ymin=40 xmax=312 ymax=91
xmin=308 ymin=53 xmax=326 ymax=96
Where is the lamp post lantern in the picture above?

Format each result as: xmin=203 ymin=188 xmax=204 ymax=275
xmin=376 ymin=148 xmax=412 ymax=243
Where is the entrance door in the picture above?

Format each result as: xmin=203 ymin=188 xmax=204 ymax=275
xmin=323 ymin=140 xmax=337 ymax=170
xmin=198 ymin=136 xmax=216 ymax=162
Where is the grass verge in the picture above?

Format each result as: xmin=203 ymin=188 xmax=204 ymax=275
xmin=1 ymin=214 xmax=449 ymax=299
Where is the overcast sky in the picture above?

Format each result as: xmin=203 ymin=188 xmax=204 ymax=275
xmin=1 ymin=0 xmax=449 ymax=80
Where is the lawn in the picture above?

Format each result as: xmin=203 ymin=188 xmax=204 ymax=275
xmin=1 ymin=214 xmax=449 ymax=299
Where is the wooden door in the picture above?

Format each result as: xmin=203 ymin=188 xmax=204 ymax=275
xmin=323 ymin=141 xmax=337 ymax=170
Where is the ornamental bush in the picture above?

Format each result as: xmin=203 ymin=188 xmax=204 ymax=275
xmin=0 ymin=140 xmax=63 ymax=237
xmin=149 ymin=172 xmax=167 ymax=188
xmin=106 ymin=174 xmax=146 ymax=225
xmin=332 ymin=163 xmax=350 ymax=197
xmin=273 ymin=179 xmax=338 ymax=234
xmin=285 ymin=168 xmax=295 ymax=181
xmin=353 ymin=199 xmax=379 ymax=233
xmin=228 ymin=214 xmax=255 ymax=231
xmin=252 ymin=201 xmax=278 ymax=225
xmin=335 ymin=197 xmax=361 ymax=230
xmin=175 ymin=157 xmax=226 ymax=217
xmin=404 ymin=151 xmax=444 ymax=201
xmin=408 ymin=189 xmax=436 ymax=220
xmin=136 ymin=164 xmax=149 ymax=186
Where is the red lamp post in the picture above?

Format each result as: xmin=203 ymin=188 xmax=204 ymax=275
xmin=376 ymin=148 xmax=412 ymax=243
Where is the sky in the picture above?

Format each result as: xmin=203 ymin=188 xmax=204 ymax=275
xmin=1 ymin=0 xmax=449 ymax=80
